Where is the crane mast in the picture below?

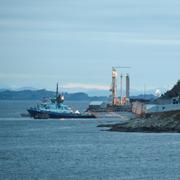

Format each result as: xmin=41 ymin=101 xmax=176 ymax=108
xmin=111 ymin=66 xmax=131 ymax=106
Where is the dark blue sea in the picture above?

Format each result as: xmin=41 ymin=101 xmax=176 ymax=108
xmin=0 ymin=100 xmax=180 ymax=180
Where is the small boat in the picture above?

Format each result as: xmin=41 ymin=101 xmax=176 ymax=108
xmin=27 ymin=84 xmax=96 ymax=119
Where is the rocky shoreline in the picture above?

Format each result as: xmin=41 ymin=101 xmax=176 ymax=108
xmin=98 ymin=110 xmax=180 ymax=133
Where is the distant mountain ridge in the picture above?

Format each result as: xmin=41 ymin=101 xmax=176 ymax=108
xmin=0 ymin=89 xmax=156 ymax=101
xmin=131 ymin=94 xmax=156 ymax=100
xmin=0 ymin=89 xmax=108 ymax=101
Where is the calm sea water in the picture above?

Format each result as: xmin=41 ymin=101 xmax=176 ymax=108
xmin=0 ymin=100 xmax=180 ymax=180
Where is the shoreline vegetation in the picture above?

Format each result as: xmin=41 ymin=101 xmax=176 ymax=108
xmin=98 ymin=110 xmax=180 ymax=133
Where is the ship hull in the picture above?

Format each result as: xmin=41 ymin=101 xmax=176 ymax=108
xmin=27 ymin=109 xmax=96 ymax=119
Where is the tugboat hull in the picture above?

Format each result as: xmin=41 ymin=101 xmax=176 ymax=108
xmin=27 ymin=109 xmax=96 ymax=119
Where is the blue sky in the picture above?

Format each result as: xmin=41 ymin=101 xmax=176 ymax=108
xmin=0 ymin=0 xmax=180 ymax=94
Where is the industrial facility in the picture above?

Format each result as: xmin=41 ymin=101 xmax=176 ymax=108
xmin=87 ymin=66 xmax=132 ymax=112
xmin=110 ymin=66 xmax=130 ymax=106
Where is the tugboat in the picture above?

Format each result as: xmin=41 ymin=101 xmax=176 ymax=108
xmin=27 ymin=84 xmax=96 ymax=119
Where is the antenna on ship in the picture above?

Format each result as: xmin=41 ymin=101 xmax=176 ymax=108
xmin=56 ymin=82 xmax=59 ymax=98
xmin=56 ymin=82 xmax=64 ymax=105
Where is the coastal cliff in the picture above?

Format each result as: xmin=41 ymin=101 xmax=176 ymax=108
xmin=98 ymin=111 xmax=180 ymax=133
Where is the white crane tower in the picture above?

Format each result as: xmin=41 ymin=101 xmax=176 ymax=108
xmin=110 ymin=66 xmax=131 ymax=105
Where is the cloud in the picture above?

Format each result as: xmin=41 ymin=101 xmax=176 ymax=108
xmin=63 ymin=83 xmax=109 ymax=90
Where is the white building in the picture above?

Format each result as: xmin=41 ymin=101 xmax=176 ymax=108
xmin=132 ymin=100 xmax=180 ymax=115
